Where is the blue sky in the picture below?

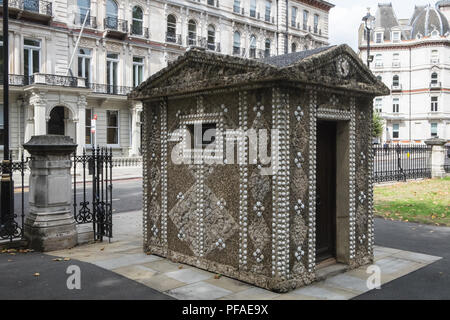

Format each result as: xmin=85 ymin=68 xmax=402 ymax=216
xmin=328 ymin=0 xmax=440 ymax=50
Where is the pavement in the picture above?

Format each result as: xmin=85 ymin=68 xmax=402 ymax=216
xmin=354 ymin=218 xmax=450 ymax=299
xmin=46 ymin=210 xmax=441 ymax=300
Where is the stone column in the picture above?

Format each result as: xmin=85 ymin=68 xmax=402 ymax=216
xmin=130 ymin=103 xmax=142 ymax=156
xmin=23 ymin=135 xmax=78 ymax=251
xmin=425 ymin=138 xmax=447 ymax=178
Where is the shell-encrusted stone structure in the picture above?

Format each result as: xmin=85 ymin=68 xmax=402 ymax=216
xmin=129 ymin=44 xmax=389 ymax=292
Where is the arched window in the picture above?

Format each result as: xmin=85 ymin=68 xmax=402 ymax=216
xmin=188 ymin=19 xmax=197 ymax=46
xmin=264 ymin=39 xmax=271 ymax=57
xmin=105 ymin=0 xmax=118 ymax=29
xmin=249 ymin=35 xmax=256 ymax=58
xmin=233 ymin=31 xmax=241 ymax=55
xmin=207 ymin=25 xmax=216 ymax=51
xmin=291 ymin=42 xmax=297 ymax=53
xmin=431 ymin=72 xmax=438 ymax=85
xmin=166 ymin=14 xmax=177 ymax=43
xmin=392 ymin=75 xmax=399 ymax=87
xmin=132 ymin=6 xmax=143 ymax=35
xmin=77 ymin=0 xmax=90 ymax=25
xmin=376 ymin=75 xmax=382 ymax=82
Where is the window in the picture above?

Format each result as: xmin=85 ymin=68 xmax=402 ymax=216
xmin=375 ymin=98 xmax=382 ymax=113
xmin=24 ymin=39 xmax=41 ymax=77
xmin=233 ymin=31 xmax=241 ymax=55
xmin=393 ymin=124 xmax=399 ymax=139
xmin=376 ymin=75 xmax=382 ymax=82
xmin=133 ymin=57 xmax=144 ymax=88
xmin=431 ymin=123 xmax=438 ymax=137
xmin=392 ymin=53 xmax=400 ymax=67
xmin=314 ymin=14 xmax=319 ymax=33
xmin=375 ymin=32 xmax=383 ymax=43
xmin=431 ymin=97 xmax=438 ymax=112
xmin=375 ymin=54 xmax=383 ymax=67
xmin=431 ymin=72 xmax=438 ymax=85
xmin=392 ymin=75 xmax=400 ymax=87
xmin=166 ymin=14 xmax=176 ymax=43
xmin=132 ymin=6 xmax=143 ymax=35
xmin=106 ymin=53 xmax=119 ymax=94
xmin=431 ymin=50 xmax=439 ymax=63
xmin=393 ymin=98 xmax=399 ymax=113
xmin=291 ymin=7 xmax=297 ymax=27
xmin=249 ymin=35 xmax=256 ymax=58
xmin=0 ymin=104 xmax=4 ymax=147
xmin=78 ymin=48 xmax=91 ymax=85
xmin=207 ymin=0 xmax=215 ymax=5
xmin=233 ymin=0 xmax=240 ymax=13
xmin=188 ymin=20 xmax=197 ymax=46
xmin=106 ymin=110 xmax=119 ymax=145
xmin=187 ymin=123 xmax=216 ymax=150
xmin=207 ymin=25 xmax=216 ymax=50
xmin=265 ymin=1 xmax=271 ymax=22
xmin=291 ymin=42 xmax=297 ymax=53
xmin=303 ymin=10 xmax=308 ymax=30
xmin=105 ymin=0 xmax=118 ymax=29
xmin=85 ymin=109 xmax=92 ymax=145
xmin=392 ymin=31 xmax=400 ymax=42
xmin=78 ymin=0 xmax=91 ymax=25
xmin=264 ymin=39 xmax=271 ymax=57
xmin=250 ymin=0 xmax=256 ymax=18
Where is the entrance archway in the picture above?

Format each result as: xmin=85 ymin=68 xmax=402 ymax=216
xmin=48 ymin=106 xmax=66 ymax=135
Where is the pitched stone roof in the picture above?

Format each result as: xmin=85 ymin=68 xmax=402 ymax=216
xmin=129 ymin=45 xmax=389 ymax=100
xmin=261 ymin=46 xmax=333 ymax=67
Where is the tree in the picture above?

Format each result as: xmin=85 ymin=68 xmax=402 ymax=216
xmin=372 ymin=111 xmax=384 ymax=138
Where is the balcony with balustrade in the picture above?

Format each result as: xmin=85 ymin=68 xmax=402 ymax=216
xmin=88 ymin=83 xmax=133 ymax=96
xmin=73 ymin=13 xmax=97 ymax=29
xmin=166 ymin=32 xmax=182 ymax=45
xmin=430 ymin=81 xmax=442 ymax=90
xmin=104 ymin=16 xmax=128 ymax=39
xmin=0 ymin=0 xmax=52 ymax=24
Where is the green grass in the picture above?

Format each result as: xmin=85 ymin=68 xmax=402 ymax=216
xmin=374 ymin=177 xmax=450 ymax=226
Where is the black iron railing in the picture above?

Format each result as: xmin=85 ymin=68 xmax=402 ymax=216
xmin=74 ymin=13 xmax=97 ymax=28
xmin=373 ymin=144 xmax=432 ymax=183
xmin=166 ymin=32 xmax=181 ymax=44
xmin=104 ymin=16 xmax=128 ymax=33
xmin=1 ymin=0 xmax=52 ymax=16
xmin=73 ymin=147 xmax=113 ymax=241
xmin=88 ymin=83 xmax=133 ymax=95
xmin=0 ymin=155 xmax=30 ymax=242
xmin=445 ymin=146 xmax=450 ymax=174
xmin=0 ymin=74 xmax=26 ymax=86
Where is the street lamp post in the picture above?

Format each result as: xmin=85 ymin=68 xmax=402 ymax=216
xmin=1 ymin=0 xmax=14 ymax=236
xmin=362 ymin=8 xmax=375 ymax=68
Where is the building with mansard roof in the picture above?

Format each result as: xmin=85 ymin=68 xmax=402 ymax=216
xmin=359 ymin=2 xmax=450 ymax=144
xmin=0 ymin=0 xmax=333 ymax=160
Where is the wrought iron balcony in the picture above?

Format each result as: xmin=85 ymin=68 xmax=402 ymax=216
xmin=392 ymin=61 xmax=401 ymax=68
xmin=187 ymin=36 xmax=197 ymax=46
xmin=104 ymin=16 xmax=128 ymax=38
xmin=430 ymin=81 xmax=442 ymax=90
xmin=30 ymin=74 xmax=79 ymax=87
xmin=391 ymin=84 xmax=402 ymax=92
xmin=233 ymin=46 xmax=241 ymax=56
xmin=0 ymin=0 xmax=52 ymax=22
xmin=166 ymin=32 xmax=181 ymax=45
xmin=130 ymin=24 xmax=149 ymax=38
xmin=207 ymin=42 xmax=220 ymax=52
xmin=74 ymin=13 xmax=97 ymax=28
xmin=89 ymin=83 xmax=133 ymax=96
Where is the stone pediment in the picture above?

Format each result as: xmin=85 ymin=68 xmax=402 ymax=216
xmin=129 ymin=45 xmax=389 ymax=100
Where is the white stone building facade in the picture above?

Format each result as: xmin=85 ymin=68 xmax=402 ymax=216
xmin=359 ymin=2 xmax=450 ymax=144
xmin=0 ymin=0 xmax=333 ymax=159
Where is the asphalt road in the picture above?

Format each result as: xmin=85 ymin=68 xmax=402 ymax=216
xmin=354 ymin=218 xmax=450 ymax=300
xmin=13 ymin=178 xmax=143 ymax=220
xmin=0 ymin=251 xmax=173 ymax=300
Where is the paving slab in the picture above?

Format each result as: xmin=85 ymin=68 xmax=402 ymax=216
xmin=165 ymin=268 xmax=214 ymax=284
xmin=291 ymin=284 xmax=355 ymax=300
xmin=220 ymin=287 xmax=280 ymax=300
xmin=167 ymin=281 xmax=232 ymax=300
xmin=93 ymin=253 xmax=162 ymax=270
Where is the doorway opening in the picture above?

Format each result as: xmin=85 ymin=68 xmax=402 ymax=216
xmin=315 ymin=120 xmax=351 ymax=266
xmin=316 ymin=121 xmax=337 ymax=263
xmin=48 ymin=106 xmax=66 ymax=135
